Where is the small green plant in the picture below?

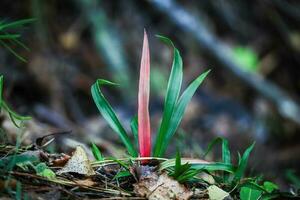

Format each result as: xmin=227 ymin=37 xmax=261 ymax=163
xmin=91 ymin=31 xmax=210 ymax=158
xmin=0 ymin=75 xmax=31 ymax=127
xmin=89 ymin=31 xmax=295 ymax=198
xmin=169 ymin=151 xmax=200 ymax=183
xmin=0 ymin=18 xmax=35 ymax=62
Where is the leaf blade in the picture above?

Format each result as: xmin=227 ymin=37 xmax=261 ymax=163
xmin=153 ymin=36 xmax=183 ymax=156
xmin=158 ymin=70 xmax=210 ymax=156
xmin=91 ymin=79 xmax=137 ymax=157
xmin=234 ymin=142 xmax=255 ymax=182
xmin=138 ymin=30 xmax=151 ymax=158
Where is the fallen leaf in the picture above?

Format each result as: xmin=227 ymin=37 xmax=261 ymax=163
xmin=74 ymin=178 xmax=96 ymax=187
xmin=207 ymin=185 xmax=230 ymax=200
xmin=57 ymin=146 xmax=95 ymax=176
xmin=134 ymin=172 xmax=192 ymax=200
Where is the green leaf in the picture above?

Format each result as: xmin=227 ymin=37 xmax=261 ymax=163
xmin=0 ymin=18 xmax=35 ymax=31
xmin=154 ymin=35 xmax=183 ymax=157
xmin=234 ymin=142 xmax=255 ymax=182
xmin=91 ymin=79 xmax=137 ymax=157
xmin=1 ymin=100 xmax=31 ymax=128
xmin=285 ymin=169 xmax=300 ymax=189
xmin=91 ymin=143 xmax=104 ymax=161
xmin=158 ymin=70 xmax=210 ymax=156
xmin=203 ymin=137 xmax=231 ymax=164
xmin=240 ymin=186 xmax=262 ymax=200
xmin=34 ymin=163 xmax=56 ymax=179
xmin=16 ymin=181 xmax=22 ymax=200
xmin=113 ymin=170 xmax=132 ymax=180
xmin=263 ymin=181 xmax=278 ymax=193
xmin=0 ymin=40 xmax=27 ymax=62
xmin=130 ymin=115 xmax=138 ymax=149
xmin=168 ymin=151 xmax=202 ymax=183
xmin=160 ymin=159 xmax=236 ymax=173
xmin=0 ymin=154 xmax=38 ymax=171
xmin=0 ymin=34 xmax=20 ymax=40
xmin=170 ymin=151 xmax=190 ymax=178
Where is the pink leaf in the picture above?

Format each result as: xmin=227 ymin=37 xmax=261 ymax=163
xmin=138 ymin=30 xmax=151 ymax=159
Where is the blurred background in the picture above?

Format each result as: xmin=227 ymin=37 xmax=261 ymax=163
xmin=0 ymin=0 xmax=300 ymax=190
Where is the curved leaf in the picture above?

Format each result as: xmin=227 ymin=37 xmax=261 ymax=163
xmin=153 ymin=35 xmax=183 ymax=156
xmin=158 ymin=70 xmax=210 ymax=156
xmin=91 ymin=79 xmax=137 ymax=157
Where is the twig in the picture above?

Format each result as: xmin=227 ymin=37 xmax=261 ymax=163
xmin=149 ymin=0 xmax=300 ymax=125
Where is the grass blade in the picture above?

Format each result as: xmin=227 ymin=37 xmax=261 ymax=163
xmin=160 ymin=158 xmax=235 ymax=173
xmin=153 ymin=35 xmax=183 ymax=157
xmin=158 ymin=70 xmax=210 ymax=156
xmin=91 ymin=143 xmax=104 ymax=161
xmin=0 ymin=34 xmax=20 ymax=39
xmin=138 ymin=30 xmax=151 ymax=158
xmin=233 ymin=142 xmax=255 ymax=182
xmin=0 ymin=18 xmax=35 ymax=31
xmin=0 ymin=40 xmax=27 ymax=62
xmin=91 ymin=79 xmax=137 ymax=157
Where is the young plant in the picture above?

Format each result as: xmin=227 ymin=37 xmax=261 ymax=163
xmin=169 ymin=151 xmax=200 ymax=183
xmin=153 ymin=36 xmax=210 ymax=157
xmin=91 ymin=31 xmax=210 ymax=159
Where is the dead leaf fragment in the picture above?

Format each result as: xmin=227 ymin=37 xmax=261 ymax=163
xmin=74 ymin=178 xmax=95 ymax=187
xmin=207 ymin=185 xmax=229 ymax=200
xmin=57 ymin=146 xmax=95 ymax=176
xmin=134 ymin=172 xmax=192 ymax=200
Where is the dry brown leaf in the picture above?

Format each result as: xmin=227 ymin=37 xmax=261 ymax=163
xmin=57 ymin=146 xmax=95 ymax=176
xmin=134 ymin=172 xmax=192 ymax=200
xmin=74 ymin=178 xmax=96 ymax=187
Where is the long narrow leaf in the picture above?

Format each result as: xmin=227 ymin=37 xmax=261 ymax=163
xmin=160 ymin=158 xmax=235 ymax=173
xmin=91 ymin=79 xmax=137 ymax=157
xmin=154 ymin=35 xmax=183 ymax=156
xmin=203 ymin=137 xmax=231 ymax=164
xmin=138 ymin=30 xmax=151 ymax=158
xmin=0 ymin=18 xmax=36 ymax=31
xmin=158 ymin=70 xmax=210 ymax=156
xmin=91 ymin=143 xmax=104 ymax=161
xmin=233 ymin=142 xmax=255 ymax=182
xmin=0 ymin=40 xmax=26 ymax=62
xmin=0 ymin=34 xmax=20 ymax=39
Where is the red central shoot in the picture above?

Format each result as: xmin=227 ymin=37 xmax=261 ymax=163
xmin=138 ymin=30 xmax=151 ymax=159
